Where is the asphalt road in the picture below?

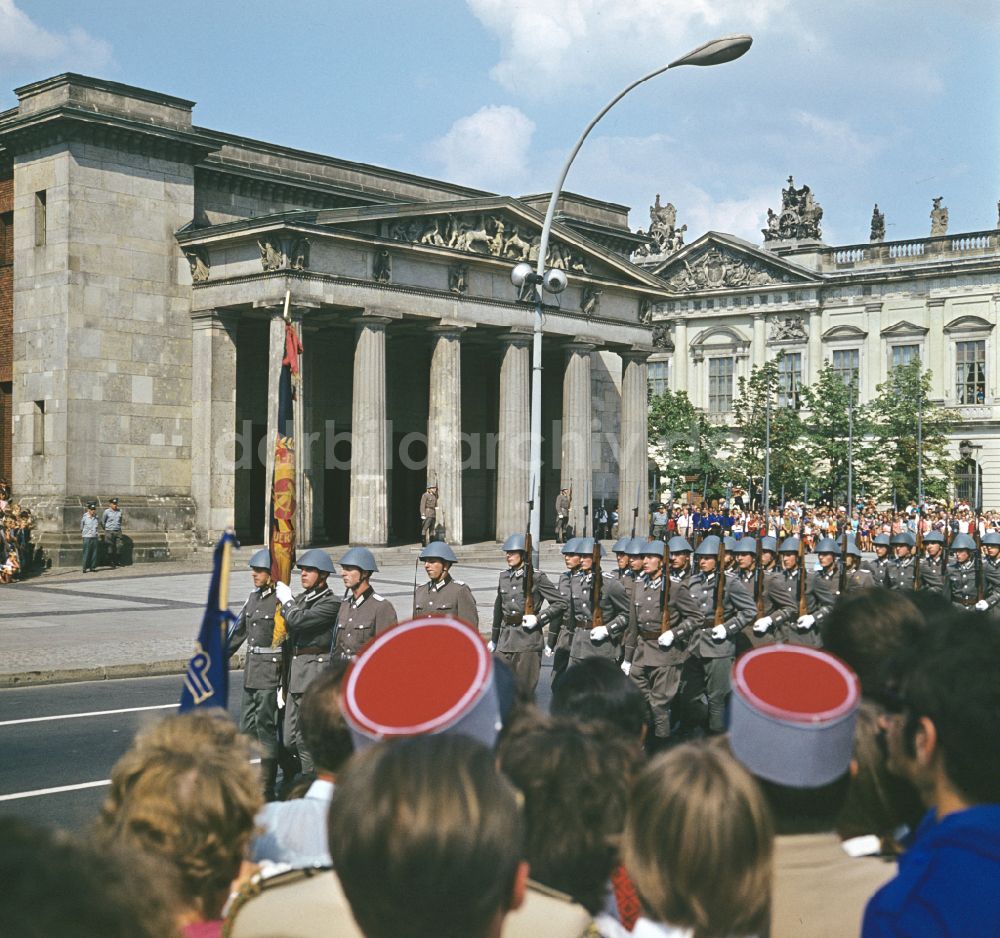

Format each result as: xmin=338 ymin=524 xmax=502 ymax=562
xmin=0 ymin=664 xmax=555 ymax=835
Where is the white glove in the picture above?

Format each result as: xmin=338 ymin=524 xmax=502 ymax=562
xmin=658 ymin=630 xmax=675 ymax=649
xmin=590 ymin=625 xmax=609 ymax=641
xmin=274 ymin=581 xmax=293 ymax=605
xmin=975 ymin=599 xmax=989 ymax=612
xmin=521 ymin=614 xmax=539 ymax=630
xmin=621 ymin=661 xmax=632 ymax=676
xmin=487 ymin=640 xmax=495 ymax=652
xmin=796 ymin=614 xmax=816 ymax=631
xmin=753 ymin=616 xmax=773 ymax=635
xmin=276 ymin=687 xmax=285 ymax=709
xmin=544 ymin=645 xmax=554 ymax=658
xmin=711 ymin=625 xmax=728 ymax=641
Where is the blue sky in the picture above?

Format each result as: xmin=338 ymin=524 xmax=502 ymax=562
xmin=1 ymin=0 xmax=997 ymax=245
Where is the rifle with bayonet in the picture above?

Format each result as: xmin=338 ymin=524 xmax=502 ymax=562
xmin=591 ymin=541 xmax=604 ymax=628
xmin=755 ymin=532 xmax=765 ymax=619
xmin=798 ymin=518 xmax=809 ymax=618
xmin=660 ymin=540 xmax=672 ymax=634
xmin=713 ymin=535 xmax=727 ymax=627
xmin=839 ymin=528 xmax=848 ymax=595
xmin=524 ymin=483 xmax=535 ymax=618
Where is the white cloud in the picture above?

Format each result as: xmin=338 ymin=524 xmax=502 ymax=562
xmin=426 ymin=104 xmax=536 ymax=190
xmin=466 ymin=0 xmax=790 ymax=94
xmin=792 ymin=110 xmax=886 ymax=164
xmin=0 ymin=0 xmax=112 ymax=70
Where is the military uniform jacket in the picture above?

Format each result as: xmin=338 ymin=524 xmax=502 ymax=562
xmin=844 ymin=567 xmax=878 ymax=592
xmin=412 ymin=575 xmax=479 ymax=629
xmin=419 ymin=490 xmax=437 ymax=519
xmin=864 ymin=556 xmax=892 ymax=584
xmin=281 ymin=585 xmax=342 ymax=693
xmin=983 ymin=558 xmax=1000 ymax=608
xmin=567 ymin=568 xmax=629 ymax=661
xmin=948 ymin=560 xmax=985 ymax=608
xmin=765 ymin=567 xmax=810 ymax=627
xmin=333 ymin=586 xmax=397 ymax=660
xmin=623 ymin=572 xmax=698 ymax=668
xmin=555 ymin=494 xmax=570 ymax=517
xmin=677 ymin=569 xmax=755 ymax=659
xmin=491 ymin=567 xmax=566 ymax=653
xmin=885 ymin=558 xmax=916 ymax=591
xmin=230 ymin=586 xmax=281 ymax=690
xmin=546 ymin=570 xmax=577 ymax=652
xmin=912 ymin=554 xmax=950 ymax=597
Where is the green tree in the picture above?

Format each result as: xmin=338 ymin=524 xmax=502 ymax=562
xmin=647 ymin=388 xmax=730 ymax=501
xmin=732 ymin=358 xmax=811 ymax=503
xmin=799 ymin=361 xmax=880 ymax=508
xmin=866 ymin=360 xmax=953 ymax=504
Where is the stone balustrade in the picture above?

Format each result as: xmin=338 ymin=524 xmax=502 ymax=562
xmin=825 ymin=230 xmax=999 ymax=270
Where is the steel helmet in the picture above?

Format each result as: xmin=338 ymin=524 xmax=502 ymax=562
xmin=694 ymin=535 xmax=723 ymax=557
xmin=921 ymin=531 xmax=945 ymax=545
xmin=980 ymin=531 xmax=1000 ymax=547
xmin=778 ymin=537 xmax=801 ymax=554
xmin=640 ymin=540 xmax=665 ymax=557
xmin=501 ymin=533 xmax=527 ymax=552
xmin=950 ymin=533 xmax=977 ymax=552
xmin=872 ymin=533 xmax=891 ymax=547
xmin=667 ymin=536 xmax=693 ymax=553
xmin=814 ymin=537 xmax=841 ymax=555
xmin=625 ymin=537 xmax=648 ymax=556
xmin=731 ymin=537 xmax=757 ymax=554
xmin=890 ymin=531 xmax=916 ymax=548
xmin=419 ymin=541 xmax=459 ymax=563
xmin=611 ymin=536 xmax=631 ymax=553
xmin=248 ymin=548 xmax=271 ymax=570
xmin=296 ymin=548 xmax=335 ymax=574
xmin=339 ymin=547 xmax=378 ymax=573
xmin=760 ymin=536 xmax=778 ymax=552
xmin=561 ymin=537 xmax=582 ymax=555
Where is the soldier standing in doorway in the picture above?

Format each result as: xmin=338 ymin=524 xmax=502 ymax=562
xmin=555 ymin=489 xmax=571 ymax=544
xmin=419 ymin=484 xmax=438 ymax=546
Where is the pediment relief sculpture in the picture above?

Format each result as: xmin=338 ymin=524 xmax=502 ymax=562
xmin=664 ymin=246 xmax=789 ymax=292
xmin=257 ymin=234 xmax=310 ymax=272
xmin=769 ymin=316 xmax=808 ymax=343
xmin=385 ymin=212 xmax=590 ymax=274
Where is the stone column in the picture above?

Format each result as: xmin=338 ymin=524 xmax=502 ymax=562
xmin=349 ymin=316 xmax=390 ymax=545
xmin=864 ymin=302 xmax=883 ymax=402
xmin=619 ymin=351 xmax=650 ymax=539
xmin=927 ymin=298 xmax=947 ymax=401
xmin=752 ymin=314 xmax=766 ymax=368
xmin=191 ymin=311 xmax=238 ymax=542
xmin=561 ymin=343 xmax=595 ymax=537
xmin=427 ymin=325 xmax=465 ymax=545
xmin=673 ymin=319 xmax=688 ymax=391
xmin=495 ymin=332 xmax=532 ymax=539
xmin=806 ymin=304 xmax=823 ymax=385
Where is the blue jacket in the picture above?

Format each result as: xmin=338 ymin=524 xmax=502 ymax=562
xmin=863 ymin=805 xmax=1000 ymax=937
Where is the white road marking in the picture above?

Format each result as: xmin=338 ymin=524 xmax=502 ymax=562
xmin=0 ymin=703 xmax=178 ymax=727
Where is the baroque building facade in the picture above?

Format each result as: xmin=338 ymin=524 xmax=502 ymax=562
xmin=0 ymin=74 xmax=660 ymax=563
xmin=639 ymin=181 xmax=1000 ymax=507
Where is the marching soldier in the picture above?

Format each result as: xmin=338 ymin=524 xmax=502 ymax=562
xmin=843 ymin=538 xmax=878 ymax=590
xmin=546 ymin=538 xmax=583 ymax=686
xmin=884 ymin=531 xmax=917 ymax=591
xmin=666 ymin=536 xmax=694 ymax=585
xmin=489 ymin=534 xmax=567 ymax=695
xmin=412 ymin=541 xmax=479 ymax=628
xmin=916 ymin=530 xmax=949 ymax=597
xmin=567 ymin=538 xmax=630 ymax=668
xmin=610 ymin=536 xmax=632 ymax=581
xmin=752 ymin=536 xmax=818 ymax=647
xmin=759 ymin=535 xmax=779 ymax=574
xmin=865 ymin=533 xmax=892 ymax=583
xmin=674 ymin=535 xmax=755 ymax=734
xmin=946 ymin=534 xmax=989 ymax=612
xmin=555 ymin=489 xmax=571 ymax=544
xmin=727 ymin=538 xmax=760 ymax=651
xmin=274 ymin=548 xmax=341 ymax=777
xmin=419 ymin=485 xmax=438 ymax=546
xmin=229 ymin=548 xmax=283 ymax=800
xmin=333 ymin=547 xmax=397 ymax=662
xmin=622 ymin=540 xmax=698 ymax=747
xmin=982 ymin=531 xmax=1000 ymax=603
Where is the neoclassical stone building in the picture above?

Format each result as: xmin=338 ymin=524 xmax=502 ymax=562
xmin=0 ymin=74 xmax=660 ymax=562
xmin=638 ymin=182 xmax=1000 ymax=506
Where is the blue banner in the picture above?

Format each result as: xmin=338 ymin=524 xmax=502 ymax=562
xmin=179 ymin=532 xmax=237 ymax=712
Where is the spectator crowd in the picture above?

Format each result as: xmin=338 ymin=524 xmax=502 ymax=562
xmin=0 ymin=478 xmax=35 ymax=583
xmin=2 ymin=584 xmax=1000 ymax=937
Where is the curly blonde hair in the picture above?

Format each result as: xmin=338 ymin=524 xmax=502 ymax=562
xmin=97 ymin=710 xmax=262 ymax=919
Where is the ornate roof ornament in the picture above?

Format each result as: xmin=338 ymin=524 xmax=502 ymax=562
xmin=930 ymin=197 xmax=948 ymax=236
xmin=633 ymin=194 xmax=687 ymax=262
xmin=870 ymin=204 xmax=885 ymax=243
xmin=665 ymin=246 xmax=787 ymax=292
xmin=762 ymin=176 xmax=823 ymax=242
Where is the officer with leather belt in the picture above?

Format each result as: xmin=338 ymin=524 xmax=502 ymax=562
xmin=489 ymin=534 xmax=566 ymax=695
xmin=333 ymin=547 xmax=397 ymax=662
xmin=567 ymin=538 xmax=629 ymax=668
xmin=275 ymin=548 xmax=341 ymax=777
xmin=546 ymin=538 xmax=582 ymax=687
xmin=412 ymin=541 xmax=479 ymax=628
xmin=229 ymin=548 xmax=283 ymax=800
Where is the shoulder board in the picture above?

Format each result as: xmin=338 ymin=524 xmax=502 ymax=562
xmin=451 ymin=579 xmax=466 ymax=586
xmin=371 ymin=592 xmax=385 ymax=601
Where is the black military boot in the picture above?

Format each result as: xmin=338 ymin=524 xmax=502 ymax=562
xmin=260 ymin=758 xmax=278 ymax=802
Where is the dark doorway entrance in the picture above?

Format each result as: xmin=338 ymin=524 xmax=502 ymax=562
xmin=324 ymin=432 xmax=351 ymax=545
xmin=391 ymin=430 xmax=426 ymax=543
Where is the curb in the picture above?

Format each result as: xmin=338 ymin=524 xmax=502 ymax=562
xmin=0 ymin=656 xmax=247 ymax=689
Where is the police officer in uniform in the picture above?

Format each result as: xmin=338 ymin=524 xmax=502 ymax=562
xmin=102 ymin=497 xmax=123 ymax=567
xmin=333 ymin=547 xmax=397 ymax=661
xmin=419 ymin=485 xmax=438 ymax=546
xmin=489 ymin=534 xmax=567 ymax=695
xmin=622 ymin=540 xmax=698 ymax=746
xmin=884 ymin=531 xmax=917 ymax=591
xmin=554 ymin=489 xmax=571 ymax=544
xmin=674 ymin=535 xmax=754 ymax=734
xmin=865 ymin=532 xmax=892 ymax=582
xmin=567 ymin=537 xmax=630 ymax=668
xmin=947 ymin=534 xmax=991 ymax=612
xmin=274 ymin=548 xmax=341 ymax=776
xmin=229 ymin=548 xmax=283 ymax=800
xmin=412 ymin=541 xmax=479 ymax=628
xmin=546 ymin=538 xmax=582 ymax=685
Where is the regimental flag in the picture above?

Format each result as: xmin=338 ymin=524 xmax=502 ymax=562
xmin=179 ymin=531 xmax=237 ymax=711
xmin=270 ymin=292 xmax=303 ymax=645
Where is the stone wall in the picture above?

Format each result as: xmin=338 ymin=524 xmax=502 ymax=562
xmin=592 ymin=350 xmax=623 ymax=509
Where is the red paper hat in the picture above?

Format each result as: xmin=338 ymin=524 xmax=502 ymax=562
xmin=730 ymin=645 xmax=860 ymax=788
xmin=342 ymin=616 xmax=500 ymax=749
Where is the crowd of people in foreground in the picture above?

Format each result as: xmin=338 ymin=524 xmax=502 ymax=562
xmin=0 ymin=478 xmax=35 ymax=583
xmin=3 ymin=582 xmax=999 ymax=938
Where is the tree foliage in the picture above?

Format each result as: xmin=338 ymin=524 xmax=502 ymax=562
xmin=648 ymin=388 xmax=730 ymax=499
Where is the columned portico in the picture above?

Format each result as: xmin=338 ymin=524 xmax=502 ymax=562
xmin=496 ymin=332 xmax=532 ymax=539
xmin=561 ymin=342 xmax=595 ymax=537
xmin=349 ymin=315 xmax=390 ymax=544
xmin=619 ymin=351 xmax=650 ymax=535
xmin=191 ymin=310 xmax=238 ymax=540
xmin=427 ymin=324 xmax=465 ymax=545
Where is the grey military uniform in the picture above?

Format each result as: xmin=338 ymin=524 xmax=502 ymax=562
xmin=230 ymin=585 xmax=282 ymax=758
xmin=885 ymin=558 xmax=916 ymax=592
xmin=333 ymin=586 xmax=397 ymax=661
xmin=280 ymin=584 xmax=341 ymax=774
xmin=983 ymin=557 xmax=1000 ymax=610
xmin=763 ymin=567 xmax=818 ymax=646
xmin=623 ymin=572 xmax=699 ymax=738
xmin=546 ymin=570 xmax=578 ymax=683
xmin=412 ymin=575 xmax=479 ymax=629
xmin=555 ymin=494 xmax=570 ymax=542
xmin=913 ymin=554 xmax=949 ymax=597
xmin=490 ymin=566 xmax=566 ymax=694
xmin=947 ymin=560 xmax=984 ymax=609
xmin=567 ymin=569 xmax=630 ymax=666
xmin=419 ymin=490 xmax=438 ymax=545
xmin=864 ymin=555 xmax=892 ymax=585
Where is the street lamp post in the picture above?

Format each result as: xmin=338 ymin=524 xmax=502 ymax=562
xmin=847 ymin=383 xmax=855 ymax=514
xmin=511 ymin=34 xmax=753 ymax=546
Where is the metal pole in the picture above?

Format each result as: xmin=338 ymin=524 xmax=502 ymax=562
xmin=847 ymin=386 xmax=854 ymax=514
xmin=917 ymin=393 xmax=924 ymax=508
xmin=763 ymin=386 xmax=771 ymax=516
